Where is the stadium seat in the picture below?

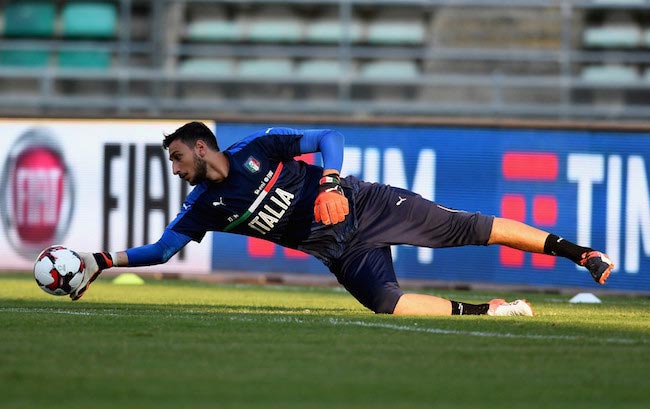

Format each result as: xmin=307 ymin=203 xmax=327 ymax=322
xmin=178 ymin=58 xmax=234 ymax=76
xmin=185 ymin=19 xmax=241 ymax=42
xmin=296 ymin=60 xmax=343 ymax=79
xmin=0 ymin=50 xmax=50 ymax=66
xmin=0 ymin=1 xmax=55 ymax=67
xmin=360 ymin=61 xmax=419 ymax=79
xmin=238 ymin=59 xmax=293 ymax=78
xmin=581 ymin=65 xmax=638 ymax=83
xmin=59 ymin=2 xmax=117 ymax=69
xmin=61 ymin=2 xmax=118 ymax=38
xmin=304 ymin=19 xmax=363 ymax=43
xmin=247 ymin=19 xmax=302 ymax=43
xmin=58 ymin=50 xmax=112 ymax=69
xmin=366 ymin=21 xmax=426 ymax=45
xmin=583 ymin=25 xmax=641 ymax=48
xmin=3 ymin=1 xmax=56 ymax=37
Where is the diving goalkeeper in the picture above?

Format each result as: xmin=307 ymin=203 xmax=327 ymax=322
xmin=71 ymin=122 xmax=614 ymax=316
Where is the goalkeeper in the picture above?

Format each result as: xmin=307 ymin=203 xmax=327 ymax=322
xmin=72 ymin=122 xmax=614 ymax=316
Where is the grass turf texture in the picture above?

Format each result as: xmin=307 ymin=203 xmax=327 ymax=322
xmin=1 ymin=273 xmax=649 ymax=409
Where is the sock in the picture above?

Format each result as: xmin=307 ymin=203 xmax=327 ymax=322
xmin=543 ymin=234 xmax=591 ymax=264
xmin=450 ymin=301 xmax=490 ymax=315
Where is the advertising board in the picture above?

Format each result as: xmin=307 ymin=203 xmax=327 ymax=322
xmin=212 ymin=122 xmax=650 ymax=292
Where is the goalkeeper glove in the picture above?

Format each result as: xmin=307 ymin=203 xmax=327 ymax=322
xmin=70 ymin=252 xmax=114 ymax=301
xmin=314 ymin=173 xmax=349 ymax=225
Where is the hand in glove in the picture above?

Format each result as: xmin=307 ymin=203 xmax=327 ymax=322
xmin=314 ymin=173 xmax=349 ymax=225
xmin=70 ymin=252 xmax=114 ymax=301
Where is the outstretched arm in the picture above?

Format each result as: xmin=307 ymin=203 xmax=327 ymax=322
xmin=71 ymin=229 xmax=191 ymax=300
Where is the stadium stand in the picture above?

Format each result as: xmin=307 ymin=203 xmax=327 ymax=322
xmin=2 ymin=0 xmax=650 ymax=120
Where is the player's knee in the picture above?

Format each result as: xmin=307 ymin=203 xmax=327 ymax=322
xmin=368 ymin=284 xmax=403 ymax=314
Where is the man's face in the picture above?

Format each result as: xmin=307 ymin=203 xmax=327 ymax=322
xmin=168 ymin=139 xmax=207 ymax=185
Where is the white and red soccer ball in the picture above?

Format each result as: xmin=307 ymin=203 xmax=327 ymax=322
xmin=33 ymin=245 xmax=84 ymax=296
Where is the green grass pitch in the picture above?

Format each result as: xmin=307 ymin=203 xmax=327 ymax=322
xmin=1 ymin=273 xmax=649 ymax=409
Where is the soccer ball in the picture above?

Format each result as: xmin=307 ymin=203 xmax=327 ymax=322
xmin=34 ymin=245 xmax=85 ymax=296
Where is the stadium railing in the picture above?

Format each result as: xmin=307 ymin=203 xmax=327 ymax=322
xmin=2 ymin=0 xmax=650 ymax=120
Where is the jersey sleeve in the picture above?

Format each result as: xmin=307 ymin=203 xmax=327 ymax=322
xmin=251 ymin=127 xmax=344 ymax=171
xmin=298 ymin=129 xmax=344 ymax=171
xmin=125 ymin=228 xmax=192 ymax=266
xmin=164 ymin=184 xmax=209 ymax=242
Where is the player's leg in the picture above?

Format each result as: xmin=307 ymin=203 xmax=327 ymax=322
xmin=332 ymin=247 xmax=404 ymax=314
xmin=349 ymin=180 xmax=612 ymax=285
xmin=393 ymin=293 xmax=451 ymax=315
xmin=488 ymin=217 xmax=614 ymax=284
xmin=393 ymin=295 xmax=534 ymax=317
xmin=333 ymin=246 xmax=532 ymax=316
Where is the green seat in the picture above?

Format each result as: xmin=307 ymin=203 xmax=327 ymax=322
xmin=58 ymin=50 xmax=111 ymax=69
xmin=3 ymin=1 xmax=56 ymax=37
xmin=366 ymin=21 xmax=425 ymax=45
xmin=583 ymin=25 xmax=641 ymax=48
xmin=58 ymin=2 xmax=117 ymax=69
xmin=238 ymin=59 xmax=293 ymax=78
xmin=360 ymin=61 xmax=419 ymax=79
xmin=61 ymin=2 xmax=117 ymax=38
xmin=0 ymin=1 xmax=55 ymax=66
xmin=296 ymin=60 xmax=343 ymax=79
xmin=178 ymin=58 xmax=234 ymax=76
xmin=581 ymin=65 xmax=638 ymax=83
xmin=247 ymin=20 xmax=302 ymax=43
xmin=0 ymin=49 xmax=49 ymax=66
xmin=305 ymin=20 xmax=362 ymax=43
xmin=186 ymin=20 xmax=241 ymax=42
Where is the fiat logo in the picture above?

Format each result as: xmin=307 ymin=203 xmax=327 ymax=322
xmin=0 ymin=127 xmax=75 ymax=260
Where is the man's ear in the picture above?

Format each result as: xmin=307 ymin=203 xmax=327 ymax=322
xmin=194 ymin=139 xmax=208 ymax=156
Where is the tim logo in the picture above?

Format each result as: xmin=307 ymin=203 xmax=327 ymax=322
xmin=501 ymin=152 xmax=558 ymax=269
xmin=0 ymin=128 xmax=75 ymax=260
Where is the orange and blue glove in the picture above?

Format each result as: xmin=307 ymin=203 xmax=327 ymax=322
xmin=314 ymin=173 xmax=349 ymax=225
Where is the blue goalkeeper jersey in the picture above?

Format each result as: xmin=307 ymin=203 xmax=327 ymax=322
xmin=157 ymin=127 xmax=356 ymax=265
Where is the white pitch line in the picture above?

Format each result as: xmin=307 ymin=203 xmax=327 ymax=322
xmin=0 ymin=307 xmax=120 ymax=316
xmin=228 ymin=315 xmax=641 ymax=345
xmin=326 ymin=318 xmax=640 ymax=344
xmin=2 ymin=307 xmax=642 ymax=344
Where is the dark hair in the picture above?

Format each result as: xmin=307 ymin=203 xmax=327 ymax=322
xmin=162 ymin=121 xmax=220 ymax=151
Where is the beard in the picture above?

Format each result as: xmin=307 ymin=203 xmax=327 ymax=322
xmin=189 ymin=152 xmax=208 ymax=185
